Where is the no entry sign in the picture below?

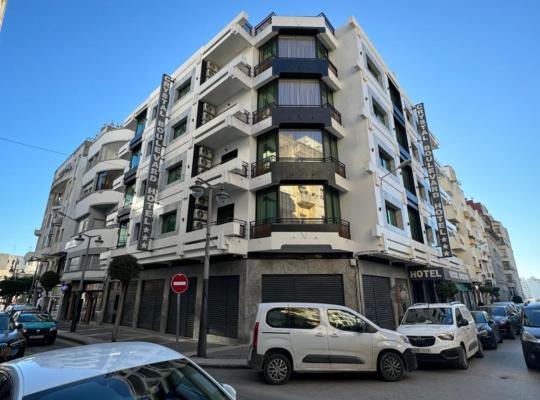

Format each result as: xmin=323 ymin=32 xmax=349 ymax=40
xmin=171 ymin=273 xmax=189 ymax=294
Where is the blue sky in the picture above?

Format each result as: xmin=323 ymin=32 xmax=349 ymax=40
xmin=0 ymin=1 xmax=538 ymax=277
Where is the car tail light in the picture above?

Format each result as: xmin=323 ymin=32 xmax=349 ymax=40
xmin=252 ymin=322 xmax=259 ymax=353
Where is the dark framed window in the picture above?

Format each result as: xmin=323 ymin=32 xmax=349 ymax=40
xmin=259 ymin=37 xmax=277 ymax=62
xmin=408 ymin=206 xmax=424 ymax=243
xmin=221 ymin=149 xmax=238 ymax=163
xmin=133 ymin=222 xmax=141 ymax=241
xmin=139 ymin=180 xmax=147 ymax=196
xmin=175 ymin=80 xmax=191 ymax=102
xmin=388 ymin=78 xmax=403 ymax=111
xmin=385 ymin=201 xmax=402 ymax=228
xmin=166 ymin=162 xmax=183 ymax=185
xmin=130 ymin=147 xmax=141 ymax=169
xmin=124 ymin=183 xmax=135 ymax=206
xmin=151 ymin=105 xmax=158 ymax=120
xmin=256 ymin=187 xmax=278 ymax=222
xmin=257 ymin=80 xmax=278 ymax=110
xmin=366 ymin=55 xmax=382 ymax=84
xmin=425 ymin=224 xmax=434 ymax=244
xmin=216 ymin=204 xmax=234 ymax=225
xmin=172 ymin=118 xmax=188 ymax=139
xmin=117 ymin=221 xmax=128 ymax=248
xmin=146 ymin=140 xmax=153 ymax=157
xmin=95 ymin=170 xmax=121 ymax=191
xmin=257 ymin=131 xmax=278 ymax=161
xmin=134 ymin=109 xmax=147 ymax=137
xmin=378 ymin=147 xmax=395 ymax=172
xmin=320 ymin=82 xmax=334 ymax=106
xmin=161 ymin=211 xmax=177 ymax=234
xmin=394 ymin=116 xmax=408 ymax=148
xmin=401 ymin=164 xmax=416 ymax=194
xmin=372 ymin=98 xmax=387 ymax=126
xmin=324 ymin=187 xmax=341 ymax=220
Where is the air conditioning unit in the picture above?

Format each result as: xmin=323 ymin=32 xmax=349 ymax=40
xmin=193 ymin=208 xmax=208 ymax=220
xmin=194 ymin=196 xmax=208 ymax=208
xmin=202 ymin=103 xmax=216 ymax=116
xmin=201 ymin=111 xmax=215 ymax=125
xmin=198 ymin=146 xmax=213 ymax=159
xmin=192 ymin=220 xmax=206 ymax=230
xmin=206 ymin=61 xmax=219 ymax=74
xmin=198 ymin=157 xmax=212 ymax=169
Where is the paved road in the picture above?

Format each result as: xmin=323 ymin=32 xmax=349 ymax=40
xmin=207 ymin=339 xmax=540 ymax=400
xmin=26 ymin=338 xmax=539 ymax=399
xmin=25 ymin=338 xmax=74 ymax=356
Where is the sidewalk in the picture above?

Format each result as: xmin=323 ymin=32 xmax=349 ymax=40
xmin=57 ymin=321 xmax=250 ymax=368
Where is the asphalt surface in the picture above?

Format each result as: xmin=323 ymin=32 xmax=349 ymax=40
xmin=25 ymin=337 xmax=539 ymax=400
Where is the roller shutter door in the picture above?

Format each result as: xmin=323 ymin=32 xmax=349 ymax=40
xmin=120 ymin=281 xmax=138 ymax=326
xmin=208 ymin=276 xmax=239 ymax=338
xmin=137 ymin=279 xmax=165 ymax=331
xmin=262 ymin=274 xmax=344 ymax=305
xmin=166 ymin=277 xmax=197 ymax=337
xmin=362 ymin=275 xmax=395 ymax=330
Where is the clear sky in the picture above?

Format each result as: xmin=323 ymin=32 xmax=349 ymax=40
xmin=0 ymin=1 xmax=538 ymax=277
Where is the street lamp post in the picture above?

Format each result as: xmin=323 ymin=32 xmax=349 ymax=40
xmin=29 ymin=257 xmax=48 ymax=305
xmin=379 ymin=159 xmax=412 ymax=186
xmin=190 ymin=177 xmax=230 ymax=358
xmin=70 ymin=233 xmax=104 ymax=332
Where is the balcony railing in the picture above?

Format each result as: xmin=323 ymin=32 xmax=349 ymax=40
xmin=199 ymin=105 xmax=251 ymax=128
xmin=214 ymin=218 xmax=247 ymax=238
xmin=252 ymin=102 xmax=342 ymax=124
xmin=251 ymin=155 xmax=346 ymax=178
xmin=317 ymin=12 xmax=335 ymax=35
xmin=250 ymin=217 xmax=350 ymax=239
xmin=253 ymin=56 xmax=339 ymax=78
xmin=196 ymin=158 xmax=249 ymax=178
xmin=253 ymin=12 xmax=276 ymax=35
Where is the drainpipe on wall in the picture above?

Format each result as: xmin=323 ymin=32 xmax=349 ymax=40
xmin=352 ymin=253 xmax=363 ymax=315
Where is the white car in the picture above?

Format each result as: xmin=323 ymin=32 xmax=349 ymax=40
xmin=0 ymin=342 xmax=237 ymax=399
xmin=248 ymin=302 xmax=417 ymax=384
xmin=397 ymin=302 xmax=483 ymax=369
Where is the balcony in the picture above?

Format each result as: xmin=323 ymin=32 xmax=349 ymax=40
xmin=198 ymin=56 xmax=252 ymax=106
xmin=83 ymin=159 xmax=128 ymax=186
xmin=193 ymin=104 xmax=251 ymax=148
xmin=180 ymin=219 xmax=248 ymax=256
xmin=250 ymin=218 xmax=351 ymax=240
xmin=75 ymin=189 xmax=123 ymax=219
xmin=253 ymin=57 xmax=341 ymax=91
xmin=195 ymin=157 xmax=249 ymax=192
xmin=252 ymin=103 xmax=345 ymax=138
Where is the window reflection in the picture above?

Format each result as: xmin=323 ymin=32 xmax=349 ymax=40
xmin=279 ymin=129 xmax=323 ymax=159
xmin=279 ymin=185 xmax=325 ymax=220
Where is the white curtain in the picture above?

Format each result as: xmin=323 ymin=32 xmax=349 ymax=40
xmin=278 ymin=36 xmax=316 ymax=58
xmin=279 ymin=79 xmax=320 ymax=106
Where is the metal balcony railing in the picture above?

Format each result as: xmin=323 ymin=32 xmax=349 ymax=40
xmin=253 ymin=55 xmax=339 ymax=78
xmin=253 ymin=12 xmax=276 ymax=35
xmin=251 ymin=155 xmax=346 ymax=178
xmin=317 ymin=12 xmax=335 ymax=35
xmin=196 ymin=158 xmax=249 ymax=178
xmin=250 ymin=217 xmax=350 ymax=239
xmin=252 ymin=102 xmax=342 ymax=125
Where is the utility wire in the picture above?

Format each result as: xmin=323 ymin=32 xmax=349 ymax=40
xmin=0 ymin=136 xmax=70 ymax=156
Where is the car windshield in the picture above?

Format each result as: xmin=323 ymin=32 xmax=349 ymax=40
xmin=17 ymin=313 xmax=53 ymax=323
xmin=0 ymin=315 xmax=10 ymax=330
xmin=487 ymin=307 xmax=506 ymax=316
xmin=472 ymin=312 xmax=487 ymax=324
xmin=402 ymin=307 xmax=453 ymax=325
xmin=23 ymin=358 xmax=229 ymax=400
xmin=524 ymin=308 xmax=540 ymax=328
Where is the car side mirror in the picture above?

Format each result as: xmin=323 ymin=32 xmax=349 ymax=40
xmin=221 ymin=384 xmax=236 ymax=399
xmin=16 ymin=323 xmax=23 ymax=330
xmin=489 ymin=319 xmax=495 ymax=325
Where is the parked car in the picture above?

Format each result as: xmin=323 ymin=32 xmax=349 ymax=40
xmin=481 ymin=305 xmax=521 ymax=339
xmin=13 ymin=311 xmax=57 ymax=345
xmin=521 ymin=302 xmax=540 ymax=369
xmin=471 ymin=310 xmax=502 ymax=349
xmin=4 ymin=304 xmax=35 ymax=317
xmin=248 ymin=302 xmax=416 ymax=384
xmin=0 ymin=342 xmax=237 ymax=399
xmin=492 ymin=301 xmax=519 ymax=314
xmin=0 ymin=312 xmax=26 ymax=362
xmin=397 ymin=302 xmax=483 ymax=369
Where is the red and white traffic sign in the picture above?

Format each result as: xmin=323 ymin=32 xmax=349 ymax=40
xmin=171 ymin=273 xmax=189 ymax=294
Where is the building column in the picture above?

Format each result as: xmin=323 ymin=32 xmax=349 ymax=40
xmin=131 ymin=279 xmax=143 ymax=328
xmin=159 ymin=278 xmax=169 ymax=334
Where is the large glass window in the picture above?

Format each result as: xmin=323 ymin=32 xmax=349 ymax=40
xmin=279 ymin=129 xmax=323 ymax=159
xmin=278 ymin=36 xmax=316 ymax=58
xmin=402 ymin=307 xmax=453 ymax=325
xmin=257 ymin=81 xmax=278 ymax=110
xmin=320 ymin=82 xmax=334 ymax=106
xmin=134 ymin=110 xmax=147 ymax=137
xmin=161 ymin=211 xmax=177 ymax=234
xmin=117 ymin=222 xmax=128 ymax=248
xmin=328 ymin=309 xmax=366 ymax=332
xmin=278 ymin=79 xmax=321 ymax=106
xmin=402 ymin=165 xmax=416 ymax=194
xmin=172 ymin=118 xmax=187 ymax=139
xmin=167 ymin=162 xmax=183 ymax=185
xmin=175 ymin=80 xmax=191 ymax=102
xmin=257 ymin=131 xmax=277 ymax=161
xmin=95 ymin=170 xmax=121 ymax=191
xmin=279 ymin=185 xmax=325 ymax=220
xmin=324 ymin=187 xmax=341 ymax=220
xmin=100 ymin=141 xmax=124 ymax=162
xmin=124 ymin=183 xmax=135 ymax=206
xmin=408 ymin=206 xmax=424 ymax=243
xmin=130 ymin=147 xmax=141 ymax=170
xmin=256 ymin=187 xmax=278 ymax=222
xmin=259 ymin=37 xmax=277 ymax=62
xmin=385 ymin=202 xmax=402 ymax=228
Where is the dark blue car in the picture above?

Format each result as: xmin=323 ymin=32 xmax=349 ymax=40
xmin=472 ymin=310 xmax=503 ymax=349
xmin=481 ymin=305 xmax=521 ymax=339
xmin=521 ymin=302 xmax=540 ymax=369
xmin=0 ymin=312 xmax=26 ymax=362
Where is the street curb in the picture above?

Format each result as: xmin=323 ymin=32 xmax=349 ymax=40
xmin=57 ymin=331 xmax=104 ymax=346
xmin=189 ymin=358 xmax=249 ymax=369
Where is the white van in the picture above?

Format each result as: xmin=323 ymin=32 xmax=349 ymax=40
xmin=397 ymin=302 xmax=483 ymax=369
xmin=247 ymin=303 xmax=416 ymax=384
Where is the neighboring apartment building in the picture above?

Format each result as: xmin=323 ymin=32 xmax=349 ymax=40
xmin=521 ymin=277 xmax=540 ymax=300
xmin=0 ymin=0 xmax=7 ymax=31
xmin=0 ymin=253 xmax=25 ymax=279
xmin=467 ymin=200 xmax=523 ymax=300
xmin=33 ymin=125 xmax=131 ymax=319
xmin=90 ymin=12 xmax=474 ymax=342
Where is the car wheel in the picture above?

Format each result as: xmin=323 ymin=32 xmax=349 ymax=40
xmin=46 ymin=337 xmax=56 ymax=345
xmin=378 ymin=352 xmax=405 ymax=382
xmin=263 ymin=353 xmax=292 ymax=385
xmin=475 ymin=340 xmax=484 ymax=358
xmin=456 ymin=345 xmax=469 ymax=370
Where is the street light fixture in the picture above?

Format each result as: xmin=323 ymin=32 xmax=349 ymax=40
xmin=190 ymin=177 xmax=230 ymax=358
xmin=379 ymin=159 xmax=412 ymax=186
xmin=70 ymin=233 xmax=104 ymax=332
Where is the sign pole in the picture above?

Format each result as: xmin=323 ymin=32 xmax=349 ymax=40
xmin=176 ymin=293 xmax=180 ymax=343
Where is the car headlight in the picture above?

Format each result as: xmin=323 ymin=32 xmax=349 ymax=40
xmin=522 ymin=331 xmax=539 ymax=343
xmin=479 ymin=330 xmax=489 ymax=337
xmin=438 ymin=333 xmax=454 ymax=341
xmin=50 ymin=327 xmax=57 ymax=331
xmin=22 ymin=329 xmax=27 ymax=334
xmin=400 ymin=335 xmax=410 ymax=344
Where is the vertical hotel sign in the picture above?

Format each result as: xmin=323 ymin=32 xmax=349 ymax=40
xmin=414 ymin=103 xmax=452 ymax=257
xmin=137 ymin=74 xmax=173 ymax=251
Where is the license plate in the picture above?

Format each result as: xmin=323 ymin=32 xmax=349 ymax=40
xmin=30 ymin=335 xmax=45 ymax=339
xmin=411 ymin=348 xmax=432 ymax=354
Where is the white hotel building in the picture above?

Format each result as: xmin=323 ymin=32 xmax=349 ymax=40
xmin=36 ymin=12 xmax=475 ymax=341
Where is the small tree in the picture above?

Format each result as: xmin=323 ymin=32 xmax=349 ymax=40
xmin=109 ymin=255 xmax=141 ymax=342
xmin=39 ymin=271 xmax=60 ymax=311
xmin=436 ymin=281 xmax=459 ymax=302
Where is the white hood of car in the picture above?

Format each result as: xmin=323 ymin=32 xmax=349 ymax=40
xmin=397 ymin=324 xmax=454 ymax=336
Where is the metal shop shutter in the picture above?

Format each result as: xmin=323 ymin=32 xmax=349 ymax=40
xmin=166 ymin=277 xmax=198 ymax=337
xmin=120 ymin=281 xmax=138 ymax=326
xmin=137 ymin=279 xmax=165 ymax=331
xmin=262 ymin=274 xmax=345 ymax=305
xmin=362 ymin=275 xmax=395 ymax=330
xmin=208 ymin=276 xmax=239 ymax=338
